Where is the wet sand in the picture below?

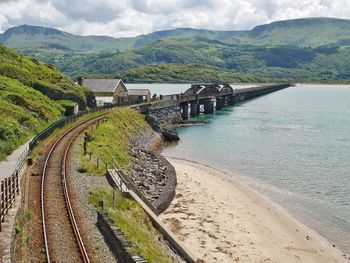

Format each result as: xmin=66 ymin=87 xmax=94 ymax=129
xmin=159 ymin=157 xmax=348 ymax=263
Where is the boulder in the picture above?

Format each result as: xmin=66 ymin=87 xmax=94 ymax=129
xmin=162 ymin=128 xmax=180 ymax=142
xmin=146 ymin=115 xmax=161 ymax=132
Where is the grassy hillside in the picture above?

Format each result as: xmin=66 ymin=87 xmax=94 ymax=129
xmin=0 ymin=45 xmax=96 ymax=160
xmin=0 ymin=75 xmax=64 ymax=160
xmin=0 ymin=44 xmax=95 ymax=109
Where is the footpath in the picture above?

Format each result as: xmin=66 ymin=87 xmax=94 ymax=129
xmin=0 ymin=141 xmax=30 ymax=181
xmin=0 ymin=140 xmax=30 ymax=263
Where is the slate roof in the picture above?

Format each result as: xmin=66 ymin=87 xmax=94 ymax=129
xmin=82 ymin=79 xmax=123 ymax=93
xmin=128 ymin=89 xmax=151 ymax=96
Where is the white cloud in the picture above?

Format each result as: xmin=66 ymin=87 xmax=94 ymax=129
xmin=0 ymin=0 xmax=350 ymax=37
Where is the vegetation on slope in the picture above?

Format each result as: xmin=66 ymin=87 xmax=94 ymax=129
xmin=0 ymin=44 xmax=95 ymax=109
xmin=0 ymin=44 xmax=97 ymax=160
xmin=0 ymin=75 xmax=64 ymax=160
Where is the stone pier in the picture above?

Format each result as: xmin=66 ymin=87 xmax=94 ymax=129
xmin=216 ymin=97 xmax=225 ymax=110
xmin=202 ymin=99 xmax=214 ymax=114
xmin=190 ymin=102 xmax=199 ymax=117
xmin=181 ymin=103 xmax=189 ymax=120
xmin=229 ymin=95 xmax=236 ymax=105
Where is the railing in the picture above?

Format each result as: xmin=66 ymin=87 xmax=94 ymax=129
xmin=0 ymin=104 xmax=114 ymax=231
xmin=110 ymin=157 xmax=130 ymax=193
xmin=109 ymin=157 xmax=159 ymax=215
xmin=0 ymin=172 xmax=19 ymax=231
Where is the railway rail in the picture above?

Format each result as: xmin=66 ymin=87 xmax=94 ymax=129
xmin=41 ymin=114 xmax=106 ymax=263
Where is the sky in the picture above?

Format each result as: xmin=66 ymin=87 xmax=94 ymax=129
xmin=0 ymin=0 xmax=349 ymax=37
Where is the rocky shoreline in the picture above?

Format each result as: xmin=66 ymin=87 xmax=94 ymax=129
xmin=126 ymin=102 xmax=184 ymax=214
xmin=129 ymin=128 xmax=177 ymax=214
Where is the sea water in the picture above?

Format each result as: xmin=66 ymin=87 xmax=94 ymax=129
xmin=161 ymin=84 xmax=350 ymax=254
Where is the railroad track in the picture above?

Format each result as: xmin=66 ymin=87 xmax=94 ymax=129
xmin=41 ymin=115 xmax=106 ymax=263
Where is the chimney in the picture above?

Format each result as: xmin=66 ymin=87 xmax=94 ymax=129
xmin=77 ymin=76 xmax=83 ymax=85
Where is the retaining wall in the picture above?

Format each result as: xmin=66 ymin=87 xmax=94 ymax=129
xmin=97 ymin=212 xmax=147 ymax=263
xmin=152 ymin=152 xmax=177 ymax=214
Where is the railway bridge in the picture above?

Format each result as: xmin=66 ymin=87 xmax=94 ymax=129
xmin=177 ymin=83 xmax=291 ymax=119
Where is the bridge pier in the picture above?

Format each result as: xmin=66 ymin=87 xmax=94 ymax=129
xmin=203 ymin=99 xmax=214 ymax=114
xmin=190 ymin=102 xmax=199 ymax=117
xmin=216 ymin=97 xmax=225 ymax=110
xmin=229 ymin=95 xmax=236 ymax=105
xmin=181 ymin=103 xmax=189 ymax=120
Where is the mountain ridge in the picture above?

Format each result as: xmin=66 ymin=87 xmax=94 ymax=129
xmin=1 ymin=17 xmax=350 ymax=83
xmin=2 ymin=17 xmax=350 ymax=51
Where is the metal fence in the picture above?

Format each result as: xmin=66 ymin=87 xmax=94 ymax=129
xmin=0 ymin=104 xmax=114 ymax=231
xmin=109 ymin=157 xmax=159 ymax=215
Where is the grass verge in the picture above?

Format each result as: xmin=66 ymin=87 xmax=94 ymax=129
xmin=89 ymin=188 xmax=175 ymax=263
xmin=77 ymin=107 xmax=147 ymax=175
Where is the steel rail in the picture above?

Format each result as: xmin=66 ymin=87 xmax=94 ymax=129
xmin=41 ymin=114 xmax=107 ymax=262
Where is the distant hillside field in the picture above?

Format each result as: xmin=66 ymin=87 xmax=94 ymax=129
xmin=0 ymin=45 xmax=96 ymax=160
xmin=117 ymin=64 xmax=270 ymax=83
xmin=1 ymin=17 xmax=350 ymax=83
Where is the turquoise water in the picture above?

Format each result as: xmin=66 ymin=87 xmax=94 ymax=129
xmin=163 ymin=85 xmax=350 ymax=253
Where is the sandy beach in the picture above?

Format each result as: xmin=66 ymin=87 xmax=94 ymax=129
xmin=159 ymin=157 xmax=348 ymax=263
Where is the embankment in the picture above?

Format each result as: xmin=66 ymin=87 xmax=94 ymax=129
xmin=76 ymin=108 xmax=185 ymax=262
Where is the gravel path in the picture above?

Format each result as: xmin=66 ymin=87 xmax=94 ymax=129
xmin=71 ymin=140 xmax=116 ymax=263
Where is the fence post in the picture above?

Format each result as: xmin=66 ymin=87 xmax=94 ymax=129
xmin=15 ymin=171 xmax=19 ymax=195
xmin=112 ymin=189 xmax=115 ymax=209
xmin=0 ymin=181 xmax=3 ymax=231
xmin=11 ymin=173 xmax=15 ymax=204
xmin=9 ymin=175 xmax=13 ymax=205
xmin=4 ymin=178 xmax=8 ymax=214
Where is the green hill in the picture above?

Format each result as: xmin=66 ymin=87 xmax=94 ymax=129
xmin=0 ymin=24 xmax=130 ymax=52
xmin=247 ymin=17 xmax=350 ymax=47
xmin=0 ymin=45 xmax=96 ymax=160
xmin=131 ymin=28 xmax=247 ymax=47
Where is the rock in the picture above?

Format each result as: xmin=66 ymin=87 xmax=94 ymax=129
xmin=162 ymin=128 xmax=180 ymax=142
xmin=146 ymin=115 xmax=161 ymax=132
xmin=142 ymin=180 xmax=150 ymax=190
